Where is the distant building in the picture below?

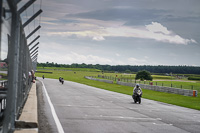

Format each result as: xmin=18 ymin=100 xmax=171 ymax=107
xmin=0 ymin=62 xmax=8 ymax=68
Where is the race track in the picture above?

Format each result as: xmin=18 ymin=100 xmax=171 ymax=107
xmin=38 ymin=78 xmax=200 ymax=133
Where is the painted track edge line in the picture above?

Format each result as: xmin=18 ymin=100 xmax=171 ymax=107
xmin=41 ymin=81 xmax=65 ymax=133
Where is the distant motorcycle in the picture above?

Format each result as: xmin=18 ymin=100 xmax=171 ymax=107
xmin=132 ymin=89 xmax=142 ymax=104
xmin=59 ymin=78 xmax=64 ymax=84
xmin=61 ymin=79 xmax=64 ymax=84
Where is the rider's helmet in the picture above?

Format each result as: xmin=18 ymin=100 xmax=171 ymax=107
xmin=136 ymin=84 xmax=140 ymax=87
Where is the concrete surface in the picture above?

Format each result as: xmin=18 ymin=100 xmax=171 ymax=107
xmin=14 ymin=82 xmax=38 ymax=133
xmin=40 ymin=78 xmax=200 ymax=133
xmin=14 ymin=129 xmax=38 ymax=133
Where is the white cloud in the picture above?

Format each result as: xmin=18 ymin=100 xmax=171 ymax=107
xmin=126 ymin=57 xmax=160 ymax=65
xmin=38 ymin=51 xmax=112 ymax=65
xmin=146 ymin=22 xmax=171 ymax=35
xmin=47 ymin=20 xmax=196 ymax=44
xmin=37 ymin=42 xmax=129 ymax=65
xmin=41 ymin=21 xmax=59 ymax=25
xmin=0 ymin=51 xmax=8 ymax=60
xmin=93 ymin=36 xmax=105 ymax=41
xmin=116 ymin=53 xmax=120 ymax=57
xmin=127 ymin=57 xmax=149 ymax=65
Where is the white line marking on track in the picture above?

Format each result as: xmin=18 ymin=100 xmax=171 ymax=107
xmin=41 ymin=81 xmax=65 ymax=133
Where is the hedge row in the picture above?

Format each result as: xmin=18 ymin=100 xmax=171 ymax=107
xmin=188 ymin=76 xmax=200 ymax=80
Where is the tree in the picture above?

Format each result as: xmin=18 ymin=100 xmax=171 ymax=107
xmin=125 ymin=69 xmax=131 ymax=73
xmin=135 ymin=70 xmax=153 ymax=81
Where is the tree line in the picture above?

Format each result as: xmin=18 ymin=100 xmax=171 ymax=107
xmin=37 ymin=62 xmax=200 ymax=74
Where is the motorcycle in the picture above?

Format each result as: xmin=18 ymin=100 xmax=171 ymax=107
xmin=61 ymin=78 xmax=64 ymax=84
xmin=61 ymin=80 xmax=64 ymax=84
xmin=132 ymin=89 xmax=142 ymax=104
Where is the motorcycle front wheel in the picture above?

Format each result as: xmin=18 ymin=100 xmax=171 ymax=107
xmin=138 ymin=97 xmax=141 ymax=104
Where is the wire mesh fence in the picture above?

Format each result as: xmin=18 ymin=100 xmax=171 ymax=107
xmin=0 ymin=0 xmax=42 ymax=132
xmin=98 ymin=75 xmax=200 ymax=92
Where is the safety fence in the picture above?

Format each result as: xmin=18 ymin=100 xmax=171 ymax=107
xmin=98 ymin=75 xmax=199 ymax=92
xmin=85 ymin=76 xmax=198 ymax=97
xmin=117 ymin=81 xmax=197 ymax=97
xmin=84 ymin=76 xmax=113 ymax=84
xmin=0 ymin=0 xmax=42 ymax=132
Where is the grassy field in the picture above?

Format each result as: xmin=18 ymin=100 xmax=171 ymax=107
xmin=35 ymin=68 xmax=200 ymax=110
xmin=37 ymin=67 xmax=101 ymax=72
xmin=0 ymin=73 xmax=8 ymax=81
xmin=151 ymin=81 xmax=200 ymax=91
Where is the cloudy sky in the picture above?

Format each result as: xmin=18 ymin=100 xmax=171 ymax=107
xmin=21 ymin=0 xmax=200 ymax=66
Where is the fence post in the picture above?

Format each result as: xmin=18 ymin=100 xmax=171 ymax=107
xmin=3 ymin=5 xmax=21 ymax=132
xmin=2 ymin=1 xmax=42 ymax=132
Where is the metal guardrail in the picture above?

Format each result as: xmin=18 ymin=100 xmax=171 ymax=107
xmin=0 ymin=0 xmax=42 ymax=132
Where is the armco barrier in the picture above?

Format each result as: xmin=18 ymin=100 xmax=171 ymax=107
xmin=117 ymin=81 xmax=197 ymax=97
xmin=85 ymin=76 xmax=113 ymax=84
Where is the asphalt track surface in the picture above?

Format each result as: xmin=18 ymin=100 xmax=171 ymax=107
xmin=39 ymin=78 xmax=200 ymax=133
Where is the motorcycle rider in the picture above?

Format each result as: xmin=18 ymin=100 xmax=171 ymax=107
xmin=133 ymin=84 xmax=142 ymax=99
xmin=61 ymin=78 xmax=64 ymax=84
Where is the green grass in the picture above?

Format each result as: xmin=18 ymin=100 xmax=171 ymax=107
xmin=188 ymin=76 xmax=200 ymax=80
xmin=37 ymin=67 xmax=101 ymax=72
xmin=35 ymin=69 xmax=200 ymax=110
xmin=152 ymin=75 xmax=175 ymax=80
xmin=151 ymin=81 xmax=200 ymax=91
xmin=0 ymin=78 xmax=7 ymax=80
xmin=0 ymin=73 xmax=8 ymax=80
